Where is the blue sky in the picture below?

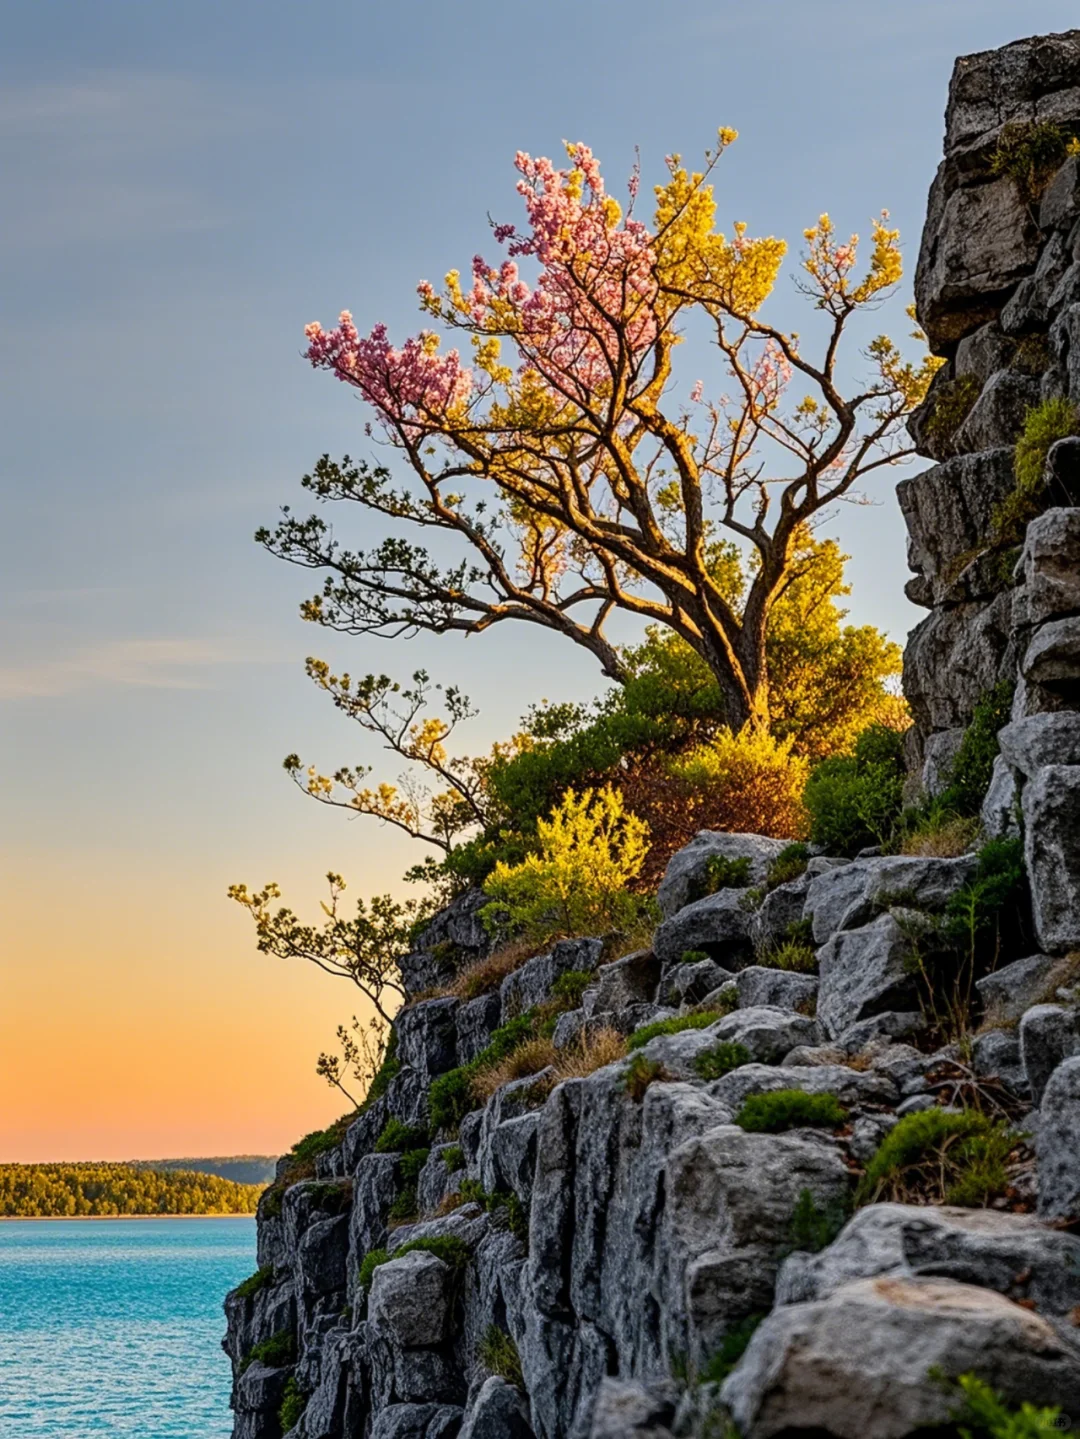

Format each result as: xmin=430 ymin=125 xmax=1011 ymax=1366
xmin=2 ymin=1 xmax=1076 ymax=1158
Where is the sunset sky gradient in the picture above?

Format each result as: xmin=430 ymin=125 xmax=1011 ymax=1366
xmin=3 ymin=0 xmax=1074 ymax=1162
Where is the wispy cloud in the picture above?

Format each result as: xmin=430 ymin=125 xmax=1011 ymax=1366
xmin=0 ymin=635 xmax=286 ymax=700
xmin=0 ymin=71 xmax=267 ymax=252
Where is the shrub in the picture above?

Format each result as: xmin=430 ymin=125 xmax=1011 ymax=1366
xmin=681 ymin=949 xmax=711 ymax=965
xmin=359 ymin=1235 xmax=471 ymax=1294
xmin=482 ymin=785 xmax=651 ymax=943
xmin=358 ymin=1247 xmax=390 ymax=1292
xmin=757 ymin=940 xmax=818 ymax=973
xmin=387 ymin=1187 xmax=418 ymax=1223
xmin=453 ymin=1182 xmax=528 ymax=1242
xmin=622 ymin=1054 xmax=673 ymax=1101
xmin=803 ymin=722 xmax=907 ymax=855
xmin=698 ymin=1314 xmax=764 ymax=1386
xmin=993 ymin=397 xmax=1080 ymax=543
xmin=282 ymin=1110 xmax=358 ymax=1181
xmin=765 ymin=842 xmax=810 ymax=890
xmin=666 ymin=726 xmax=810 ymax=840
xmin=735 ymin=1089 xmax=847 ymax=1133
xmin=989 ymin=119 xmax=1078 ymax=203
xmin=900 ymin=812 xmax=980 ymax=858
xmin=234 ymin=1265 xmax=274 ymax=1301
xmin=278 ymin=1376 xmax=305 ymax=1433
xmin=693 ymin=1041 xmax=751 ymax=1081
xmin=944 ymin=1371 xmax=1072 ymax=1437
xmin=478 ymin=1324 xmax=524 ymax=1388
xmin=923 ymin=372 xmax=981 ymax=451
xmin=691 ymin=853 xmax=752 ymax=901
xmin=398 ymin=1148 xmax=430 ymax=1183
xmin=239 ymin=1328 xmax=296 ymax=1374
xmin=857 ymin=1108 xmax=1014 ymax=1207
xmin=428 ymin=1067 xmax=477 ymax=1132
xmin=441 ymin=1144 xmax=464 ymax=1173
xmin=627 ymin=1010 xmax=726 ymax=1050
xmin=788 ymin=1188 xmax=850 ymax=1253
xmin=375 ymin=1118 xmax=429 ymax=1154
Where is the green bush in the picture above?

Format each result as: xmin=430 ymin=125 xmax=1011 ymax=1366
xmin=375 ymin=1118 xmax=429 ymax=1154
xmin=239 ymin=1328 xmax=296 ymax=1374
xmin=757 ymin=940 xmax=817 ymax=973
xmin=478 ymin=1324 xmax=524 ymax=1388
xmin=857 ymin=1108 xmax=1014 ymax=1207
xmin=627 ymin=1010 xmax=726 ymax=1050
xmin=680 ymin=949 xmax=711 ymax=965
xmin=441 ymin=1144 xmax=464 ymax=1173
xmin=357 ymin=1247 xmax=389 ymax=1292
xmin=764 ymin=842 xmax=810 ymax=890
xmin=788 ymin=1188 xmax=850 ymax=1254
xmin=234 ymin=1265 xmax=273 ymax=1301
xmin=944 ymin=1371 xmax=1073 ymax=1437
xmin=690 ymin=853 xmax=752 ymax=902
xmin=993 ymin=397 xmax=1080 ymax=543
xmin=693 ymin=1041 xmax=751 ymax=1081
xmin=453 ymin=1181 xmax=528 ymax=1241
xmin=803 ymin=723 xmax=906 ymax=855
xmin=278 ymin=1376 xmax=305 ymax=1433
xmin=622 ymin=1054 xmax=672 ymax=1102
xmin=398 ymin=1148 xmax=430 ymax=1183
xmin=735 ymin=1089 xmax=847 ymax=1134
xmin=989 ymin=119 xmax=1076 ymax=202
xmin=549 ymin=968 xmax=595 ymax=1009
xmin=698 ymin=1314 xmax=764 ymax=1386
xmin=923 ymin=373 xmax=981 ymax=450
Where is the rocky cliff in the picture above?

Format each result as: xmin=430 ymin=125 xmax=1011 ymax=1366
xmin=223 ymin=31 xmax=1080 ymax=1439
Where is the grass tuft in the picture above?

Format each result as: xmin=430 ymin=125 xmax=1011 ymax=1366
xmin=735 ymin=1089 xmax=847 ymax=1134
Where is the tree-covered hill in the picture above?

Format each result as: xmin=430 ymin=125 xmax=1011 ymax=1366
xmin=135 ymin=1155 xmax=278 ymax=1186
xmin=0 ymin=1163 xmax=263 ymax=1217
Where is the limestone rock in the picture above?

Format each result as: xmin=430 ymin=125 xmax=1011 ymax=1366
xmin=298 ymin=1214 xmax=350 ymax=1300
xmin=806 ymin=853 xmax=977 ymax=945
xmin=709 ymin=1061 xmax=897 ymax=1113
xmin=1023 ymin=765 xmax=1080 ymax=951
xmin=398 ymin=999 xmax=460 ymax=1078
xmin=1020 ymin=1003 xmax=1080 ymax=1103
xmin=722 ymin=1274 xmax=1080 ymax=1438
xmin=658 ymin=957 xmax=732 ymax=1008
xmin=976 ymin=953 xmax=1061 ymax=1022
xmin=980 ymin=754 xmax=1020 ymax=839
xmin=368 ymin=1250 xmax=454 ymax=1348
xmin=903 ymin=591 xmax=1015 ymax=734
xmin=734 ymin=966 xmax=817 ymax=1013
xmin=1023 ymin=617 xmax=1080 ymax=692
xmin=971 ymin=1028 xmax=1028 ymax=1094
xmin=1039 ymin=1055 xmax=1080 ymax=1219
xmin=369 ymin=1405 xmax=464 ymax=1439
xmin=583 ymin=949 xmax=660 ymax=1013
xmin=586 ymin=1379 xmax=677 ymax=1438
xmin=955 ymin=369 xmax=1040 ymax=452
xmin=896 ymin=450 xmax=1015 ymax=608
xmin=748 ymin=876 xmax=810 ymax=958
xmin=816 ymin=915 xmax=918 ymax=1040
xmin=656 ymin=832 xmax=786 ymax=919
xmin=653 ymin=890 xmax=753 ymax=967
xmin=456 ymin=992 xmax=502 ymax=1065
xmin=458 ymin=1376 xmax=533 ymax=1439
xmin=501 ymin=939 xmax=603 ymax=1021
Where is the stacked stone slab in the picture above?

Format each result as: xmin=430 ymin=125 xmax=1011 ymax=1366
xmin=905 ymin=29 xmax=1080 ymax=952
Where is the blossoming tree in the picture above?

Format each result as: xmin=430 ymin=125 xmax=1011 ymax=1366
xmin=261 ymin=131 xmax=936 ymax=734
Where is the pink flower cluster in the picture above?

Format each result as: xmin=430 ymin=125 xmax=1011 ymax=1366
xmin=303 ymin=312 xmax=473 ymax=431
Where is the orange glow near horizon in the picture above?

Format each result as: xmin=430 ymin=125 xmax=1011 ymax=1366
xmin=0 ymin=845 xmax=383 ymax=1165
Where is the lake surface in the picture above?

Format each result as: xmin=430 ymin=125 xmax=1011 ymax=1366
xmin=0 ymin=1217 xmax=255 ymax=1438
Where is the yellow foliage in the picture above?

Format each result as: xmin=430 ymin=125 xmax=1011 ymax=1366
xmin=667 ymin=727 xmax=810 ymax=839
xmin=483 ymin=785 xmax=651 ymax=942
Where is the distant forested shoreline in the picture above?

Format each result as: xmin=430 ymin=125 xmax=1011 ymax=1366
xmin=0 ymin=1163 xmax=264 ymax=1217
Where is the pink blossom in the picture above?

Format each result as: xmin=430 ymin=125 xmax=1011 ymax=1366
xmin=690 ymin=379 xmax=704 ymax=404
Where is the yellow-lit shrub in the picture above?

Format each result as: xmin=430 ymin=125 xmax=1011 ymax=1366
xmin=665 ymin=727 xmax=810 ymax=840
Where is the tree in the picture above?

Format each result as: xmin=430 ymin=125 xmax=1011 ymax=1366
xmin=260 ymin=130 xmax=937 ymax=733
xmin=316 ymin=1013 xmax=387 ymax=1108
xmin=227 ymin=874 xmax=416 ymax=1020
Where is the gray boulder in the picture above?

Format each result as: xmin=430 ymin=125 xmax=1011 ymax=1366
xmin=1039 ymin=1055 xmax=1080 ymax=1220
xmin=586 ymin=1378 xmax=677 ymax=1438
xmin=501 ymin=939 xmax=603 ymax=1021
xmin=735 ymin=966 xmax=818 ymax=1014
xmin=776 ymin=1202 xmax=1080 ymax=1315
xmin=748 ymin=876 xmax=810 ymax=958
xmin=458 ymin=1376 xmax=533 ymax=1439
xmin=456 ymin=992 xmax=502 ymax=1065
xmin=999 ymin=712 xmax=1080 ymax=778
xmin=722 ymin=1274 xmax=1080 ymax=1438
xmin=704 ymin=1006 xmax=818 ymax=1066
xmin=709 ymin=1062 xmax=897 ymax=1113
xmin=806 ymin=853 xmax=977 ymax=944
xmin=817 ymin=914 xmax=917 ymax=1040
xmin=368 ymin=1250 xmax=455 ymax=1348
xmin=1042 ymin=153 xmax=1080 ymax=232
xmin=653 ymin=890 xmax=753 ymax=967
xmin=1023 ymin=765 xmax=1080 ymax=952
xmin=971 ymin=1029 xmax=1028 ymax=1095
xmin=656 ymin=832 xmax=785 ymax=919
xmin=896 ymin=451 xmax=1016 ymax=607
xmin=658 ymin=957 xmax=732 ymax=1008
xmin=584 ymin=949 xmax=661 ymax=1013
xmin=297 ymin=1214 xmax=350 ymax=1299
xmin=980 ymin=754 xmax=1019 ymax=839
xmin=1018 ymin=508 xmax=1080 ymax=626
xmin=1023 ymin=617 xmax=1080 ymax=692
xmin=902 ymin=592 xmax=1014 ymax=734
xmin=976 ymin=953 xmax=1061 ymax=1023
xmin=398 ymin=999 xmax=460 ymax=1078
xmin=955 ymin=369 xmax=1040 ymax=455
xmin=1020 ymin=1004 xmax=1080 ymax=1103
xmin=369 ymin=1406 xmax=464 ymax=1439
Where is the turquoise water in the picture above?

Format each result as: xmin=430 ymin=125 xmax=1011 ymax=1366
xmin=0 ymin=1217 xmax=255 ymax=1438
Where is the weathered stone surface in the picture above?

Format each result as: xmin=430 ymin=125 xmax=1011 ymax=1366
xmin=1020 ymin=1003 xmax=1080 ymax=1102
xmin=398 ymin=999 xmax=460 ymax=1078
xmin=903 ymin=591 xmax=1015 ymax=733
xmin=976 ymin=952 xmax=1061 ymax=1022
xmin=1042 ymin=153 xmax=1080 ymax=230
xmin=586 ymin=1379 xmax=677 ymax=1439
xmin=709 ymin=1061 xmax=897 ymax=1113
xmin=806 ymin=853 xmax=977 ymax=945
xmin=369 ymin=1405 xmax=464 ymax=1439
xmin=235 ymin=1361 xmax=292 ymax=1427
xmin=658 ymin=957 xmax=732 ymax=1008
xmin=1023 ymin=764 xmax=1080 ymax=951
xmin=980 ymin=754 xmax=1020 ymax=838
xmin=455 ymin=992 xmax=502 ymax=1065
xmin=458 ymin=1376 xmax=533 ymax=1439
xmin=971 ymin=1028 xmax=1028 ymax=1094
xmin=1039 ymin=1055 xmax=1080 ymax=1219
xmin=347 ymin=1156 xmax=401 ymax=1310
xmin=480 ymin=1110 xmax=539 ymax=1204
xmin=734 ymin=966 xmax=818 ymax=1014
xmin=942 ymin=31 xmax=1080 ymax=154
xmin=916 ymin=170 xmax=1040 ymax=350
xmin=501 ymin=940 xmax=603 ymax=1021
xmin=581 ymin=948 xmax=660 ymax=1014
xmin=369 ymin=1251 xmax=454 ymax=1348
xmin=920 ymin=727 xmax=964 ymax=798
xmin=1018 ymin=510 xmax=1080 ymax=626
xmin=404 ymin=889 xmax=491 ymax=993
xmin=298 ymin=1214 xmax=350 ymax=1299
xmin=776 ymin=1202 xmax=1080 ymax=1316
xmin=723 ymin=1273 xmax=1080 ymax=1438
xmin=656 ymin=832 xmax=786 ymax=919
xmin=816 ymin=914 xmax=918 ymax=1040
xmin=748 ymin=876 xmax=810 ymax=958
xmin=1023 ymin=617 xmax=1080 ymax=691
xmin=896 ymin=451 xmax=1015 ymax=608
xmin=653 ymin=890 xmax=753 ymax=967
xmin=701 ymin=1007 xmax=818 ymax=1066
xmin=956 ymin=368 xmax=1040 ymax=451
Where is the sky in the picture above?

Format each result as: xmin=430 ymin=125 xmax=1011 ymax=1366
xmin=2 ymin=0 xmax=1076 ymax=1163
